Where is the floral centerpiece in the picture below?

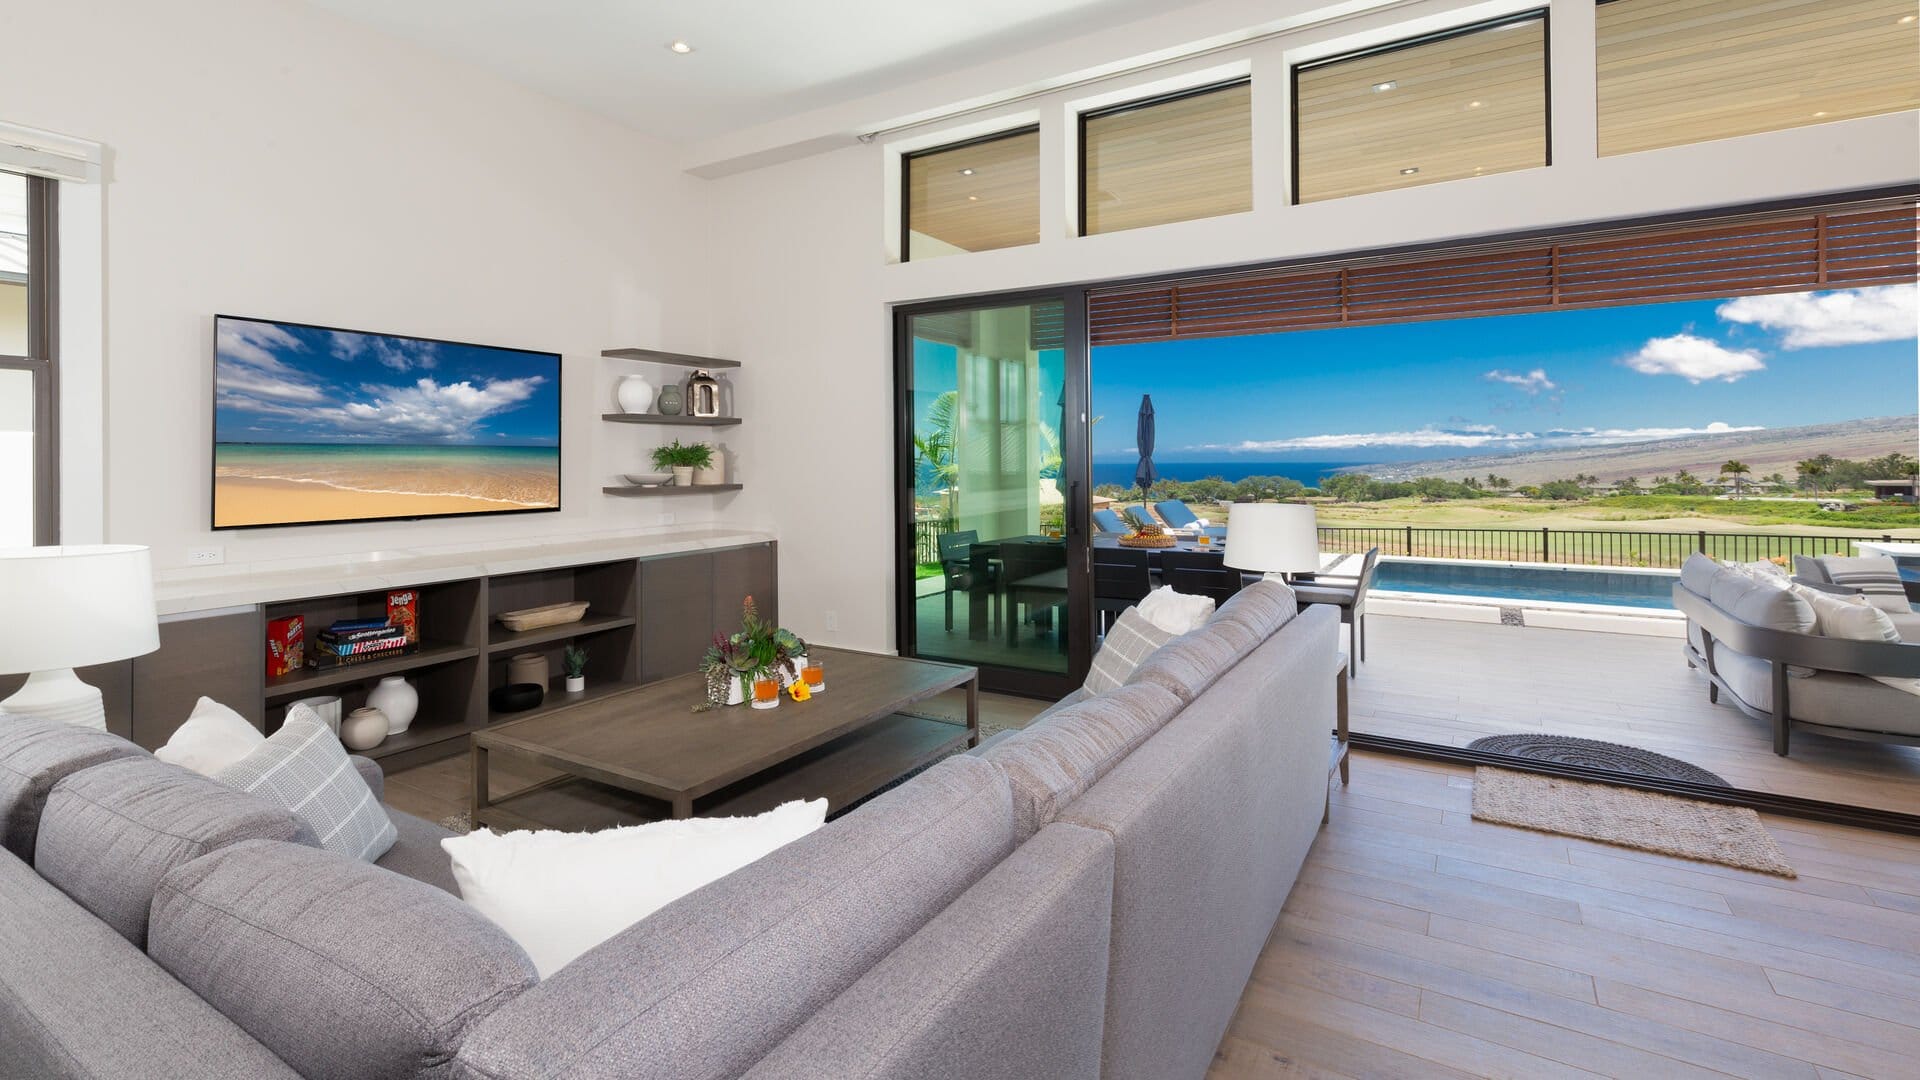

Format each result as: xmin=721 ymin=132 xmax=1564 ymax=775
xmin=698 ymin=596 xmax=808 ymax=710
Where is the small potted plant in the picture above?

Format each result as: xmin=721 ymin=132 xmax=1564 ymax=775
xmin=651 ymin=439 xmax=714 ymax=487
xmin=561 ymin=644 xmax=588 ymax=693
xmin=695 ymin=595 xmax=803 ymax=711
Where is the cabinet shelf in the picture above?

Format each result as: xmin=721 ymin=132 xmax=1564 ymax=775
xmin=601 ymin=348 xmax=738 ymax=369
xmin=603 ymin=484 xmax=743 ymax=497
xmin=487 ymin=613 xmax=636 ymax=653
xmin=265 ymin=641 xmax=478 ymax=696
xmin=601 ymin=413 xmax=741 ymax=426
xmin=488 ymin=676 xmax=641 ymax=723
xmin=360 ymin=719 xmax=474 ymax=761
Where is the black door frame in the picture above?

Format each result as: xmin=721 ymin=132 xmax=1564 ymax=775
xmin=893 ymin=287 xmax=1094 ymax=699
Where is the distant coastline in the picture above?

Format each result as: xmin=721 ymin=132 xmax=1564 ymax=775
xmin=1091 ymin=461 xmax=1351 ymax=488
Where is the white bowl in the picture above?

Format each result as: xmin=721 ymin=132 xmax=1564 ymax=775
xmin=623 ymin=472 xmax=673 ymax=486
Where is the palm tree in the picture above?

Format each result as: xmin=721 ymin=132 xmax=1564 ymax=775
xmin=1765 ymin=471 xmax=1787 ymax=492
xmin=1719 ymin=459 xmax=1750 ymax=498
xmin=1797 ymin=455 xmax=1834 ymax=494
xmin=913 ymin=390 xmax=958 ymax=516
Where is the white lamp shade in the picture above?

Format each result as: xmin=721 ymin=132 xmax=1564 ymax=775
xmin=1223 ymin=504 xmax=1321 ymax=574
xmin=0 ymin=545 xmax=160 ymax=673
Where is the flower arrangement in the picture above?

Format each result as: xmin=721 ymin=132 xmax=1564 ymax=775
xmin=697 ymin=595 xmax=807 ymax=710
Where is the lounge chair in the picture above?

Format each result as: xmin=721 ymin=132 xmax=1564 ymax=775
xmin=1293 ymin=547 xmax=1378 ymax=676
xmin=1153 ymin=499 xmax=1226 ymax=538
xmin=1091 ymin=507 xmax=1129 ymax=534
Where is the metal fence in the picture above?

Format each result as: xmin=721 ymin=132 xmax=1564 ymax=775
xmin=914 ymin=517 xmax=956 ymax=565
xmin=1315 ymin=525 xmax=1897 ymax=569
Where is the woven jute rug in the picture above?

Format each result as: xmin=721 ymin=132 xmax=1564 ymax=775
xmin=1472 ymin=767 xmax=1796 ymax=878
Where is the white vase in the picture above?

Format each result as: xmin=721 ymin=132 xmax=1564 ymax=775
xmin=564 ymin=675 xmax=585 ymax=693
xmin=693 ymin=464 xmax=723 ymax=485
xmin=366 ymin=676 xmax=418 ymax=736
xmin=340 ymin=707 xmax=389 ymax=751
xmin=616 ymin=375 xmax=654 ymax=414
xmin=724 ymin=674 xmax=747 ymax=706
xmin=672 ymin=466 xmax=694 ymax=486
xmin=289 ymin=695 xmax=342 ymax=735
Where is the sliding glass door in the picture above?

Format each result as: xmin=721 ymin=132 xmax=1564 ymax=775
xmin=896 ymin=293 xmax=1091 ymax=696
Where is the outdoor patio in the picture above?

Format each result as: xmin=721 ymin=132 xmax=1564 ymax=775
xmin=1350 ymin=613 xmax=1920 ymax=818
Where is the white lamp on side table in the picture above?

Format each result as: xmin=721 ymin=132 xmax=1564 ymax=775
xmin=0 ymin=545 xmax=160 ymax=730
xmin=1223 ymin=503 xmax=1321 ymax=581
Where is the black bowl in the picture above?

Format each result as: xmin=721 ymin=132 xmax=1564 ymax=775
xmin=490 ymin=682 xmax=545 ymax=713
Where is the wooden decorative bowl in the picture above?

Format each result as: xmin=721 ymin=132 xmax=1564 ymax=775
xmin=496 ymin=600 xmax=590 ymax=632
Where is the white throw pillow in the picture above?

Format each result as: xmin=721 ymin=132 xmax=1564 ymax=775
xmin=155 ymin=696 xmax=267 ymax=777
xmin=215 ymin=706 xmax=396 ymax=862
xmin=1135 ymin=585 xmax=1215 ymax=635
xmin=1792 ymin=584 xmax=1900 ymax=643
xmin=442 ymin=799 xmax=828 ymax=978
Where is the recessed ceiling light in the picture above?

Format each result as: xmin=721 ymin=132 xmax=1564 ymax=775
xmin=1901 ymin=14 xmax=1916 ymax=23
xmin=959 ymin=168 xmax=975 ymax=176
xmin=1400 ymin=167 xmax=1420 ymax=175
xmin=967 ymin=195 xmax=979 ymax=201
xmin=667 ymin=40 xmax=694 ymax=54
xmin=1813 ymin=110 xmax=1829 ymax=117
xmin=1468 ymin=100 xmax=1484 ymax=108
xmin=1371 ymin=80 xmax=1398 ymax=93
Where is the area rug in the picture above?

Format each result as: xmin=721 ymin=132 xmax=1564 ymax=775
xmin=1470 ymin=767 xmax=1796 ymax=878
xmin=1468 ymin=734 xmax=1729 ymax=786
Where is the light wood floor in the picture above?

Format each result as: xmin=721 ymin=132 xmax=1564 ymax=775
xmin=1211 ymin=751 xmax=1920 ymax=1080
xmin=1351 ymin=614 xmax=1920 ymax=819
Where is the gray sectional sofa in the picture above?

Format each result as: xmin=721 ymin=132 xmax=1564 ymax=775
xmin=0 ymin=580 xmax=1336 ymax=1080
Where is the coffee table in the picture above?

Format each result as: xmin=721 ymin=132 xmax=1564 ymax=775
xmin=470 ymin=647 xmax=980 ymax=831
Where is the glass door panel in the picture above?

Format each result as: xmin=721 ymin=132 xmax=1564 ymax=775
xmin=901 ymin=297 xmax=1085 ymax=693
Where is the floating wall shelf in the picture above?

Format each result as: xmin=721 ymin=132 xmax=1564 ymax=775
xmin=601 ymin=347 xmax=739 ymax=369
xmin=601 ymin=413 xmax=741 ymax=427
xmin=603 ymin=484 xmax=744 ymax=497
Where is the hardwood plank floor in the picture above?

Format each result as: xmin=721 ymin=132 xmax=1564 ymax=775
xmin=1348 ymin=615 xmax=1920 ymax=818
xmin=1211 ymin=752 xmax=1920 ymax=1080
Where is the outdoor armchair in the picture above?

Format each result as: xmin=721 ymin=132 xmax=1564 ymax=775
xmin=936 ymin=529 xmax=999 ymax=634
xmin=1291 ymin=547 xmax=1379 ymax=675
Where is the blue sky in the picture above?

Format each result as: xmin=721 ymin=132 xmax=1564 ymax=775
xmin=1090 ymin=285 xmax=1918 ymax=464
xmin=215 ymin=317 xmax=560 ymax=445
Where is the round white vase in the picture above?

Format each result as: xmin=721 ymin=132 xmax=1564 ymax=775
xmin=340 ymin=707 xmax=389 ymax=751
xmin=366 ymin=676 xmax=418 ymax=736
xmin=616 ymin=375 xmax=654 ymax=414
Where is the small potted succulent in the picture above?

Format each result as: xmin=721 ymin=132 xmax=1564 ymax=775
xmin=650 ymin=439 xmax=714 ymax=487
xmin=696 ymin=595 xmax=805 ymax=711
xmin=561 ymin=644 xmax=589 ymax=693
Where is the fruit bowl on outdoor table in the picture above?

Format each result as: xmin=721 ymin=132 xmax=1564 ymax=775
xmin=1118 ymin=524 xmax=1177 ymax=549
xmin=497 ymin=601 xmax=590 ymax=632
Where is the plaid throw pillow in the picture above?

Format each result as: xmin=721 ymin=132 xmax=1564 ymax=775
xmin=1818 ymin=555 xmax=1911 ymax=614
xmin=215 ymin=706 xmax=395 ymax=862
xmin=1084 ymin=607 xmax=1175 ymax=695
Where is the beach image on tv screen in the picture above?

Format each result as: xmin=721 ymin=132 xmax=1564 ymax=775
xmin=213 ymin=316 xmax=561 ymax=528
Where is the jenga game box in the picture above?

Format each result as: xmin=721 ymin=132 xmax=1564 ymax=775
xmin=266 ymin=615 xmax=304 ymax=679
xmin=387 ymin=589 xmax=420 ymax=645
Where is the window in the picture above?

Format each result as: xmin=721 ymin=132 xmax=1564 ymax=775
xmin=1080 ymin=80 xmax=1252 ymax=236
xmin=1598 ymin=0 xmax=1920 ymax=157
xmin=1292 ymin=12 xmax=1549 ymax=204
xmin=902 ymin=127 xmax=1040 ymax=262
xmin=0 ymin=170 xmax=54 ymax=546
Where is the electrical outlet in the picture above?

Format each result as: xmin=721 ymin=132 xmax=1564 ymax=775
xmin=186 ymin=546 xmax=224 ymax=565
xmin=824 ymin=609 xmax=839 ymax=632
xmin=658 ymin=511 xmax=676 ymax=525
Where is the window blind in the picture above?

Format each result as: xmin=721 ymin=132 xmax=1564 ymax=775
xmin=1088 ymin=201 xmax=1919 ymax=346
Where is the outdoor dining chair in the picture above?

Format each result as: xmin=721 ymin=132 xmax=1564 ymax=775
xmin=1092 ymin=546 xmax=1153 ymax=635
xmin=937 ymin=529 xmax=998 ymax=634
xmin=1293 ymin=547 xmax=1379 ymax=676
xmin=1000 ymin=540 xmax=1070 ymax=652
xmin=1159 ymin=549 xmax=1246 ymax=606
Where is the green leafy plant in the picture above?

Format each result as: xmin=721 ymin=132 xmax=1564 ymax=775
xmin=694 ymin=595 xmax=803 ymax=710
xmin=561 ymin=644 xmax=589 ymax=679
xmin=651 ymin=439 xmax=714 ymax=470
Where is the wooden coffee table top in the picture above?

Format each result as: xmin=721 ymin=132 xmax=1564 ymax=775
xmin=474 ymin=647 xmax=977 ymax=805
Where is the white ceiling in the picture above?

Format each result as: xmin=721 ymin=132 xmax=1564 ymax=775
xmin=301 ymin=0 xmax=1184 ymax=143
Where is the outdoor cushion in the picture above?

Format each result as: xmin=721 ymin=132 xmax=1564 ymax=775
xmin=150 ymin=839 xmax=537 ymax=1080
xmin=1123 ymin=624 xmax=1247 ymax=705
xmin=985 ymin=681 xmax=1184 ymax=840
xmin=1713 ymin=647 xmax=1920 ymax=737
xmin=1792 ymin=584 xmax=1900 ymax=643
xmin=1680 ymin=552 xmax=1722 ymax=595
xmin=1153 ymin=500 xmax=1201 ymax=529
xmin=1084 ymin=608 xmax=1174 ymax=695
xmin=1793 ymin=554 xmax=1831 ymax=583
xmin=1817 ymin=555 xmax=1911 ymax=614
xmin=452 ymin=755 xmax=1017 ymax=1080
xmin=215 ymin=708 xmax=395 ymax=862
xmin=0 ymin=711 xmax=147 ymax=862
xmin=34 ymin=756 xmax=302 ymax=947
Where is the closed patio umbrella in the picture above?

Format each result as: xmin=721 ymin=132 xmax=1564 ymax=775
xmin=1134 ymin=395 xmax=1157 ymax=491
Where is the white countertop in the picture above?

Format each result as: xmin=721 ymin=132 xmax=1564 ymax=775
xmin=152 ymin=526 xmax=776 ymax=616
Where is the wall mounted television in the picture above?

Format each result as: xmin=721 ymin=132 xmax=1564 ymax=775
xmin=213 ymin=315 xmax=562 ymax=530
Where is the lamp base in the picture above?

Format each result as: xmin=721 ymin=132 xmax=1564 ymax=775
xmin=1 ymin=669 xmax=107 ymax=731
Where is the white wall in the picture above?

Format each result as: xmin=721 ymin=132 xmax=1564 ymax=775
xmin=711 ymin=0 xmax=1920 ymax=653
xmin=0 ymin=0 xmax=723 ymax=568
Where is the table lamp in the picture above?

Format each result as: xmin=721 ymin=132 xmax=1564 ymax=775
xmin=0 ymin=545 xmax=160 ymax=730
xmin=1223 ymin=504 xmax=1321 ymax=580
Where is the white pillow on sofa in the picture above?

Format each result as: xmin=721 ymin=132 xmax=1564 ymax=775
xmin=442 ymin=798 xmax=827 ymax=978
xmin=1792 ymin=584 xmax=1900 ymax=644
xmin=155 ymin=696 xmax=266 ymax=776
xmin=1136 ymin=585 xmax=1215 ymax=635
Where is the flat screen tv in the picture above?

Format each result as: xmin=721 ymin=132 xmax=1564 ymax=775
xmin=213 ymin=315 xmax=561 ymax=530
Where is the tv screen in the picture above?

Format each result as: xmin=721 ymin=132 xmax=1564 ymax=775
xmin=213 ymin=315 xmax=561 ymax=529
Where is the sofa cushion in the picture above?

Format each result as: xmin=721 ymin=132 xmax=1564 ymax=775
xmin=452 ymin=755 xmax=1016 ymax=1080
xmin=150 ymin=839 xmax=537 ymax=1080
xmin=1713 ymin=647 xmax=1920 ymax=737
xmin=34 ymin=756 xmax=302 ymax=947
xmin=378 ymin=807 xmax=460 ymax=893
xmin=1792 ymin=584 xmax=1901 ymax=643
xmin=1122 ymin=624 xmax=1246 ymax=704
xmin=1793 ymin=554 xmax=1831 ymax=583
xmin=1720 ymin=572 xmax=1816 ymax=634
xmin=0 ymin=711 xmax=148 ymax=862
xmin=1680 ymin=552 xmax=1722 ymax=595
xmin=215 ymin=710 xmax=396 ymax=862
xmin=1818 ymin=555 xmax=1911 ymax=614
xmin=1209 ymin=578 xmax=1297 ymax=654
xmin=0 ymin=847 xmax=302 ymax=1080
xmin=986 ymin=682 xmax=1184 ymax=840
xmin=1084 ymin=608 xmax=1174 ymax=695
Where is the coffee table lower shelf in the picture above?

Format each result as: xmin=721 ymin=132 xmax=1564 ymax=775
xmin=474 ymin=712 xmax=971 ymax=832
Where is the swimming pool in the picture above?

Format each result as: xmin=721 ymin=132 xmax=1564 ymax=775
xmin=1370 ymin=559 xmax=1678 ymax=610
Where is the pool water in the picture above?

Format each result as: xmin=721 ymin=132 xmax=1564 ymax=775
xmin=1371 ymin=560 xmax=1677 ymax=610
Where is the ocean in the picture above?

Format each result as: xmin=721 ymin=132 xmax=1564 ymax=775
xmin=1091 ymin=461 xmax=1353 ymax=489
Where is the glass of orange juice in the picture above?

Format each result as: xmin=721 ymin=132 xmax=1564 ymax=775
xmin=751 ymin=675 xmax=781 ymax=710
xmin=803 ymin=660 xmax=825 ymax=693
xmin=1197 ymin=534 xmax=1211 ymax=546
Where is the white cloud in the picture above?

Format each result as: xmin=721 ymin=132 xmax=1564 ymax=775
xmin=1483 ymin=368 xmax=1557 ymax=394
xmin=1186 ymin=421 xmax=1762 ymax=454
xmin=1623 ymin=333 xmax=1766 ymax=383
xmin=216 ymin=319 xmax=305 ymax=372
xmin=1716 ymin=284 xmax=1918 ymax=348
xmin=316 ymin=376 xmax=545 ymax=439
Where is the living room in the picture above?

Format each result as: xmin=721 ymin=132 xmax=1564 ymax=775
xmin=4 ymin=1 xmax=1920 ymax=1078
